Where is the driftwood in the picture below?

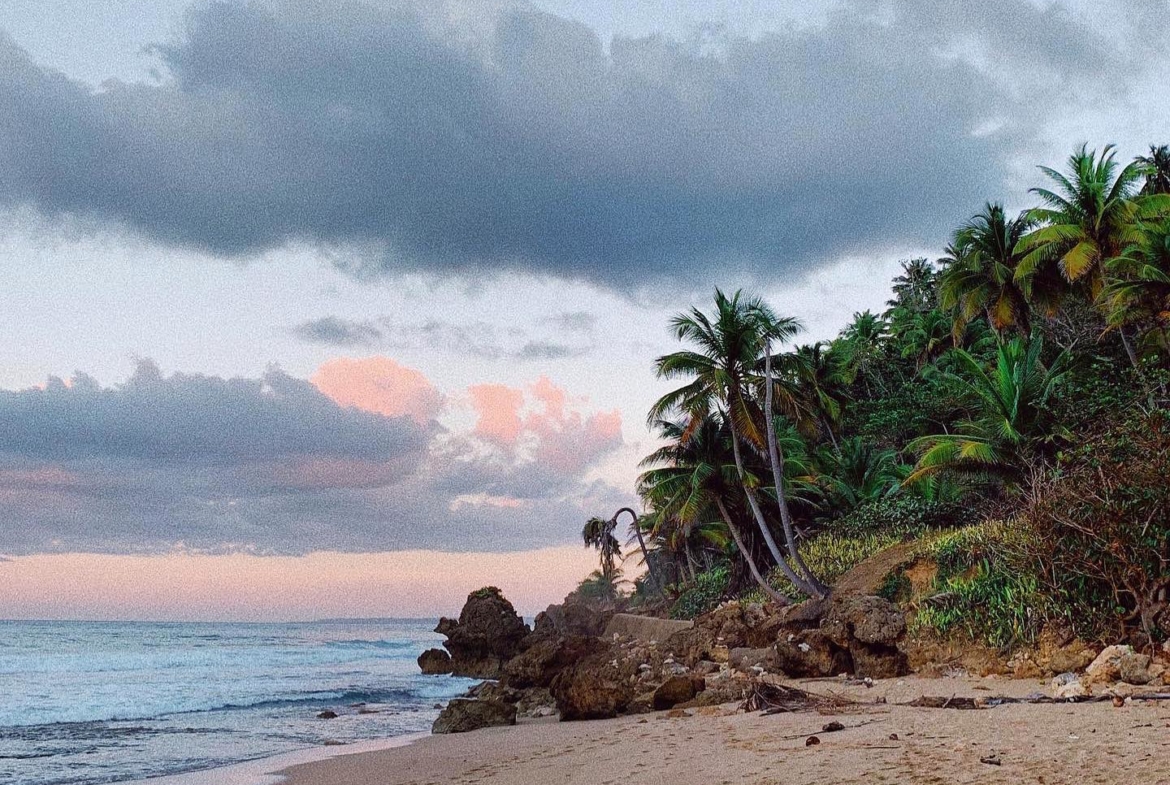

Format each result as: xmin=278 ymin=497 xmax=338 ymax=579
xmin=905 ymin=693 xmax=1170 ymax=709
xmin=741 ymin=682 xmax=858 ymax=714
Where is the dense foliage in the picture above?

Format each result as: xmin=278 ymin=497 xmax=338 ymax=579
xmin=581 ymin=143 xmax=1170 ymax=648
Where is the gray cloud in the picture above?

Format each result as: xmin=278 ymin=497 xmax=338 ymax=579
xmin=0 ymin=361 xmax=627 ymax=554
xmin=0 ymin=0 xmax=1141 ymax=289
xmin=293 ymin=315 xmax=591 ymax=359
xmin=291 ymin=316 xmax=383 ymax=348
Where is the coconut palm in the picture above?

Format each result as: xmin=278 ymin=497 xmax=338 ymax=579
xmin=791 ymin=342 xmax=850 ymax=449
xmin=638 ymin=416 xmax=790 ymax=603
xmin=939 ymin=203 xmax=1053 ymax=340
xmin=886 ymin=257 xmax=938 ymax=314
xmin=1101 ymin=219 xmax=1170 ymax=351
xmin=816 ymin=437 xmax=900 ymax=514
xmin=1016 ymin=144 xmax=1167 ymax=300
xmin=839 ymin=310 xmax=890 ymax=394
xmin=905 ymin=336 xmax=1069 ymax=487
xmin=649 ymin=289 xmax=827 ymax=598
xmin=610 ymin=506 xmax=661 ymax=593
xmin=1138 ymin=144 xmax=1170 ymax=196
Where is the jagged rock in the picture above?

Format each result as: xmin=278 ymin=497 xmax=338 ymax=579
xmin=467 ymin=680 xmax=520 ymax=704
xmin=1085 ymin=645 xmax=1133 ymax=685
xmin=1119 ymin=653 xmax=1153 ymax=685
xmin=436 ymin=587 xmax=530 ymax=679
xmin=825 ymin=595 xmax=906 ymax=645
xmin=850 ymin=643 xmax=908 ymax=679
xmin=504 ymin=635 xmax=606 ymax=689
xmin=551 ymin=649 xmax=635 ymax=721
xmin=782 ymin=597 xmax=832 ymax=628
xmin=417 ymin=648 xmax=453 ymax=675
xmin=652 ymin=674 xmax=706 ymax=710
xmin=432 ymin=698 xmax=517 ymax=734
xmin=531 ymin=596 xmax=612 ymax=639
xmin=774 ymin=629 xmax=849 ymax=677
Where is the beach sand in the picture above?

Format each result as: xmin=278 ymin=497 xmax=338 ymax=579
xmin=278 ymin=676 xmax=1170 ymax=785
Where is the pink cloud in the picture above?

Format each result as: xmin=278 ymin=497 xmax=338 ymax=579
xmin=311 ymin=357 xmax=443 ymax=425
xmin=468 ymin=376 xmax=622 ymax=477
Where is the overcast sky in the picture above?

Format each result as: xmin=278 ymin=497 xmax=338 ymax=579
xmin=1 ymin=0 xmax=1168 ymax=618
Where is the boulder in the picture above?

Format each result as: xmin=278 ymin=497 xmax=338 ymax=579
xmin=1051 ymin=672 xmax=1089 ymax=699
xmin=531 ymin=596 xmax=612 ymax=639
xmin=504 ymin=635 xmax=606 ymax=689
xmin=652 ymin=674 xmax=706 ymax=710
xmin=417 ymin=648 xmax=453 ymax=675
xmin=774 ymin=629 xmax=850 ymax=677
xmin=551 ymin=649 xmax=635 ymax=721
xmin=825 ymin=595 xmax=906 ymax=646
xmin=850 ymin=643 xmax=908 ymax=679
xmin=432 ymin=698 xmax=517 ymax=734
xmin=436 ymin=587 xmax=531 ymax=679
xmin=1119 ymin=652 xmax=1153 ymax=685
xmin=1085 ymin=645 xmax=1133 ymax=685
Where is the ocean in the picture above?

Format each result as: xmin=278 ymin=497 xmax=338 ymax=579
xmin=0 ymin=619 xmax=476 ymax=785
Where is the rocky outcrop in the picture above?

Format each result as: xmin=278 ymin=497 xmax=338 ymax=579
xmin=432 ymin=698 xmax=517 ymax=734
xmin=436 ymin=587 xmax=530 ymax=679
xmin=652 ymin=674 xmax=705 ymax=710
xmin=504 ymin=635 xmax=606 ymax=689
xmin=417 ymin=648 xmax=453 ymax=675
xmin=551 ymin=650 xmax=637 ymax=720
xmin=822 ymin=595 xmax=909 ymax=679
xmin=531 ymin=596 xmax=613 ymax=639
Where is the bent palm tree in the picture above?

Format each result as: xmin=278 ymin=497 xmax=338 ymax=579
xmin=582 ymin=515 xmax=621 ymax=584
xmin=611 ymin=506 xmax=661 ymax=593
xmin=649 ymin=289 xmax=827 ymax=598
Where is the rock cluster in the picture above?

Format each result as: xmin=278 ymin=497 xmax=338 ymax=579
xmin=434 ymin=586 xmax=530 ymax=679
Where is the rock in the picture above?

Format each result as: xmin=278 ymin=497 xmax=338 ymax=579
xmin=1051 ymin=672 xmax=1089 ymax=699
xmin=504 ymin=635 xmax=605 ymax=689
xmin=728 ymin=647 xmax=779 ymax=673
xmin=417 ymin=648 xmax=453 ymax=675
xmin=773 ymin=629 xmax=850 ymax=677
xmin=851 ymin=643 xmax=909 ymax=680
xmin=317 ymin=710 xmax=338 ymax=719
xmin=468 ymin=680 xmax=520 ymax=705
xmin=652 ymin=674 xmax=706 ymax=710
xmin=825 ymin=595 xmax=906 ymax=646
xmin=1119 ymin=653 xmax=1153 ymax=685
xmin=603 ymin=614 xmax=694 ymax=642
xmin=436 ymin=587 xmax=531 ymax=679
xmin=432 ymin=698 xmax=517 ymax=734
xmin=693 ymin=659 xmax=721 ymax=676
xmin=1085 ymin=645 xmax=1134 ymax=685
xmin=782 ymin=597 xmax=832 ymax=628
xmin=551 ymin=649 xmax=635 ymax=721
xmin=531 ymin=595 xmax=612 ymax=639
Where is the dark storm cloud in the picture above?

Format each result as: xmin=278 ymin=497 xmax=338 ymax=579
xmin=0 ymin=0 xmax=1128 ymax=289
xmin=0 ymin=360 xmax=425 ymax=463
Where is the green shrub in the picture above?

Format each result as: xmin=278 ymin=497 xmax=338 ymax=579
xmin=669 ymin=564 xmax=730 ymax=619
xmin=758 ymin=529 xmax=906 ymax=603
xmin=908 ymin=521 xmax=1052 ymax=649
xmin=834 ymin=496 xmax=962 ymax=537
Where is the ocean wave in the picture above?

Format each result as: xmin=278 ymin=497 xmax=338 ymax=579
xmin=323 ymin=639 xmax=416 ymax=651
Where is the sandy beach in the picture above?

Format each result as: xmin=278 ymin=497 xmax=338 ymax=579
xmin=276 ymin=676 xmax=1170 ymax=785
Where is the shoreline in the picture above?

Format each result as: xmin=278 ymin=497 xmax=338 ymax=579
xmin=273 ymin=675 xmax=1170 ymax=785
xmin=127 ymin=733 xmax=430 ymax=785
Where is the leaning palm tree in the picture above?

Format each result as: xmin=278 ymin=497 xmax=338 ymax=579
xmin=939 ymin=203 xmax=1054 ymax=340
xmin=905 ymin=336 xmax=1069 ymax=488
xmin=582 ymin=515 xmax=621 ymax=584
xmin=649 ymin=289 xmax=827 ymax=598
xmin=1138 ymin=144 xmax=1170 ymax=196
xmin=610 ymin=507 xmax=661 ymax=593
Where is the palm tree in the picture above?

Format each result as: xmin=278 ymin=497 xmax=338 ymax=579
xmin=839 ymin=310 xmax=890 ymax=394
xmin=582 ymin=515 xmax=621 ymax=584
xmin=649 ymin=289 xmax=827 ymax=598
xmin=1101 ymin=218 xmax=1170 ymax=351
xmin=905 ymin=336 xmax=1069 ymax=487
xmin=611 ymin=506 xmax=661 ymax=593
xmin=817 ymin=437 xmax=900 ymax=514
xmin=939 ymin=203 xmax=1051 ymax=340
xmin=638 ymin=417 xmax=790 ymax=603
xmin=886 ymin=257 xmax=938 ymax=314
xmin=1138 ymin=144 xmax=1170 ymax=195
xmin=791 ymin=342 xmax=849 ymax=449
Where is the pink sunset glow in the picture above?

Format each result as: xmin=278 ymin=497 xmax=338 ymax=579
xmin=0 ymin=547 xmax=603 ymax=621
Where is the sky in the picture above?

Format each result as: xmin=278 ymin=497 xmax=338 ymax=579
xmin=1 ymin=0 xmax=1168 ymax=619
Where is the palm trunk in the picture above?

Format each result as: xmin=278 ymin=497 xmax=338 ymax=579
xmin=715 ymin=498 xmax=789 ymax=605
xmin=614 ymin=507 xmax=660 ymax=593
xmin=728 ymin=421 xmax=820 ymax=597
xmin=764 ymin=345 xmax=829 ymax=596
